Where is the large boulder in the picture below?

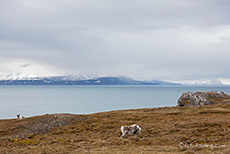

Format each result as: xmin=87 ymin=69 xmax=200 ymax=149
xmin=177 ymin=91 xmax=229 ymax=107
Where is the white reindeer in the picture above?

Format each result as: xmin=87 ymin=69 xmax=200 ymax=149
xmin=120 ymin=124 xmax=141 ymax=139
xmin=17 ymin=114 xmax=25 ymax=120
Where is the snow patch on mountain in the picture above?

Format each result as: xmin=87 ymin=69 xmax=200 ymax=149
xmin=0 ymin=73 xmax=40 ymax=80
xmin=0 ymin=74 xmax=112 ymax=81
xmin=179 ymin=79 xmax=224 ymax=85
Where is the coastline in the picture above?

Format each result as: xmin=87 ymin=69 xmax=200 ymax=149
xmin=1 ymin=103 xmax=230 ymax=153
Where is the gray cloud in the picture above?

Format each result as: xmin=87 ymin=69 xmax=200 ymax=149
xmin=19 ymin=63 xmax=31 ymax=68
xmin=1 ymin=0 xmax=230 ymax=82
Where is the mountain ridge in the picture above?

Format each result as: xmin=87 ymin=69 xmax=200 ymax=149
xmin=0 ymin=75 xmax=180 ymax=85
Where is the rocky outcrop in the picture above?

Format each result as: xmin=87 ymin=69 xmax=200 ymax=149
xmin=177 ymin=91 xmax=229 ymax=107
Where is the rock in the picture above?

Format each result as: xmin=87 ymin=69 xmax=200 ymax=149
xmin=177 ymin=91 xmax=229 ymax=107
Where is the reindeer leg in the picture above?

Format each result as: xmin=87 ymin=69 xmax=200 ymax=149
xmin=120 ymin=134 xmax=125 ymax=139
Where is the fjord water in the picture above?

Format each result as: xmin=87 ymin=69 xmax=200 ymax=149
xmin=1 ymin=85 xmax=230 ymax=119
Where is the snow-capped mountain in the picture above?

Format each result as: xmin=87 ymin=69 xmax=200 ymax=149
xmin=179 ymin=79 xmax=224 ymax=86
xmin=0 ymin=74 xmax=100 ymax=81
xmin=0 ymin=74 xmax=180 ymax=85
xmin=0 ymin=73 xmax=227 ymax=86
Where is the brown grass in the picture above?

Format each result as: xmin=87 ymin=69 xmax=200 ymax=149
xmin=1 ymin=99 xmax=230 ymax=153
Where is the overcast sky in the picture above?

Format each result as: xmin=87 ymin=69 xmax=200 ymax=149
xmin=1 ymin=0 xmax=230 ymax=83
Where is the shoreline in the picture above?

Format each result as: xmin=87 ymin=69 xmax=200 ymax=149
xmin=0 ymin=105 xmax=178 ymax=120
xmin=1 ymin=103 xmax=230 ymax=153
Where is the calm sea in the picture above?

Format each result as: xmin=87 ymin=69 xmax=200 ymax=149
xmin=1 ymin=85 xmax=230 ymax=119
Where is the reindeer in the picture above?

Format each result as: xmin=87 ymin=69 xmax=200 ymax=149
xmin=17 ymin=114 xmax=25 ymax=120
xmin=120 ymin=124 xmax=141 ymax=139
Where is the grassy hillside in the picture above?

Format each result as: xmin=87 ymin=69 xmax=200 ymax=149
xmin=1 ymin=99 xmax=230 ymax=153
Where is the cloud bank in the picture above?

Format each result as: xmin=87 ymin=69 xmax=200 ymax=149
xmin=1 ymin=0 xmax=230 ymax=83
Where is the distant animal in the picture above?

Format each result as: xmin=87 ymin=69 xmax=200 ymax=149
xmin=120 ymin=124 xmax=141 ymax=139
xmin=17 ymin=114 xmax=25 ymax=120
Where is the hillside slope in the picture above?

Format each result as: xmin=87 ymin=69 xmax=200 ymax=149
xmin=1 ymin=99 xmax=230 ymax=153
